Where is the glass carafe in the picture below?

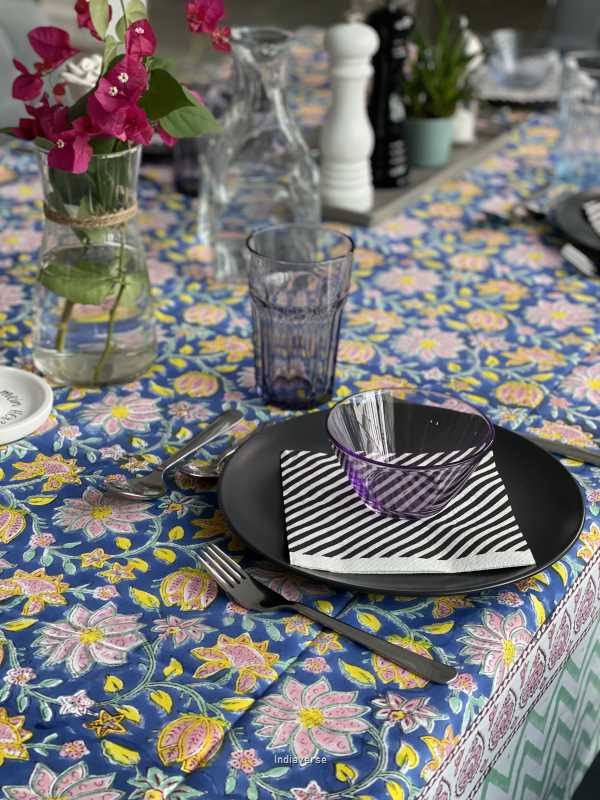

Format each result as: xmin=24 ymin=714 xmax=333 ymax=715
xmin=32 ymin=146 xmax=156 ymax=386
xmin=197 ymin=27 xmax=320 ymax=282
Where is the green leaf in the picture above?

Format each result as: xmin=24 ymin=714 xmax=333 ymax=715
xmin=103 ymin=36 xmax=119 ymax=71
xmin=145 ymin=56 xmax=174 ymax=72
xmin=160 ymin=88 xmax=221 ymax=139
xmin=261 ymin=767 xmax=289 ymax=779
xmin=120 ymin=272 xmax=149 ymax=306
xmin=91 ymin=137 xmax=116 ymax=155
xmin=39 ymin=261 xmax=118 ymax=305
xmin=68 ymin=90 xmax=93 ymax=122
xmin=225 ymin=773 xmax=237 ymax=795
xmin=246 ymin=781 xmax=258 ymax=800
xmin=90 ymin=0 xmax=110 ymax=40
xmin=126 ymin=0 xmax=148 ymax=22
xmin=139 ymin=69 xmax=193 ymax=121
xmin=39 ymin=700 xmax=53 ymax=722
xmin=34 ymin=137 xmax=53 ymax=151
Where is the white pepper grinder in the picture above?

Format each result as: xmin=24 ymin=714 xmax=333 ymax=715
xmin=320 ymin=17 xmax=380 ymax=213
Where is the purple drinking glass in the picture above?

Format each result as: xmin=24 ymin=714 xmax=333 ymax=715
xmin=247 ymin=224 xmax=354 ymax=408
xmin=327 ymin=387 xmax=495 ymax=519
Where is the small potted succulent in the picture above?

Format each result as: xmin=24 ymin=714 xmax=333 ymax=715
xmin=402 ymin=0 xmax=475 ymax=168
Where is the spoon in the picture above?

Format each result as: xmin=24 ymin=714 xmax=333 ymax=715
xmin=104 ymin=409 xmax=243 ymax=500
xmin=179 ymin=427 xmax=259 ymax=479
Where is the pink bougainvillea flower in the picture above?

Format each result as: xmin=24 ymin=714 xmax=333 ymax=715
xmin=186 ymin=0 xmax=226 ymax=33
xmin=48 ymin=131 xmax=93 ymax=174
xmin=157 ymin=124 xmax=177 ymax=147
xmin=125 ymin=19 xmax=157 ymax=58
xmin=74 ymin=0 xmax=112 ymax=40
xmin=122 ymin=106 xmax=154 ymax=145
xmin=10 ymin=116 xmax=41 ymax=141
xmin=28 ymin=26 xmax=78 ymax=70
xmin=34 ymin=602 xmax=145 ymax=677
xmin=94 ymin=56 xmax=148 ymax=113
xmin=87 ymin=94 xmax=127 ymax=139
xmin=211 ymin=26 xmax=231 ymax=52
xmin=12 ymin=59 xmax=43 ymax=101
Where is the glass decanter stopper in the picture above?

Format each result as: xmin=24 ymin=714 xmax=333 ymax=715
xmin=197 ymin=27 xmax=320 ymax=282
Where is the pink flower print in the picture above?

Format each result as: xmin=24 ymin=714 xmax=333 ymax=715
xmin=302 ymin=657 xmax=331 ymax=674
xmin=152 ymin=615 xmax=213 ymax=646
xmin=376 ymin=214 xmax=427 ymax=238
xmin=80 ymin=392 xmax=160 ymax=436
xmin=458 ymin=609 xmax=533 ymax=690
xmin=56 ymin=689 xmax=94 ymax=716
xmin=92 ymin=585 xmax=119 ymax=600
xmin=253 ymin=676 xmax=369 ymax=760
xmin=448 ymin=672 xmax=477 ymax=695
xmin=99 ymin=445 xmax=127 ymax=461
xmin=497 ymin=591 xmax=524 ymax=607
xmin=4 ymin=667 xmax=36 ymax=685
xmin=504 ymin=243 xmax=562 ymax=270
xmin=148 ymin=258 xmax=177 ymax=285
xmin=562 ymin=363 xmax=600 ymax=405
xmin=0 ymin=284 xmax=24 ymax=312
xmin=53 ymin=486 xmax=152 ymax=540
xmin=0 ymin=228 xmax=41 ymax=254
xmin=1 ymin=763 xmax=123 ymax=800
xmin=58 ymin=740 xmax=89 ymax=759
xmin=249 ymin=566 xmax=328 ymax=601
xmin=34 ymin=602 xmax=145 ymax=677
xmin=376 ymin=266 xmax=440 ymax=295
xmin=237 ymin=366 xmax=256 ymax=389
xmin=526 ymin=299 xmax=594 ymax=331
xmin=291 ymin=781 xmax=328 ymax=800
xmin=226 ymin=601 xmax=248 ymax=615
xmin=372 ymin=692 xmax=446 ymax=732
xmin=28 ymin=532 xmax=56 ymax=548
xmin=395 ymin=327 xmax=465 ymax=363
xmin=58 ymin=425 xmax=80 ymax=440
xmin=229 ymin=748 xmax=263 ymax=774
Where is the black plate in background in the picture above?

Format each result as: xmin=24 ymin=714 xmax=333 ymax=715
xmin=550 ymin=191 xmax=600 ymax=252
xmin=218 ymin=412 xmax=585 ymax=596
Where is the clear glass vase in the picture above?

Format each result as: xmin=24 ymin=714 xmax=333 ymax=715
xmin=32 ymin=146 xmax=157 ymax=386
xmin=197 ymin=27 xmax=320 ymax=282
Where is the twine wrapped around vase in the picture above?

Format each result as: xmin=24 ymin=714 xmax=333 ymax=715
xmin=43 ymin=203 xmax=138 ymax=229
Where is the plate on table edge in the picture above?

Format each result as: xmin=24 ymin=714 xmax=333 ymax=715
xmin=217 ymin=411 xmax=585 ymax=596
xmin=550 ymin=191 xmax=600 ymax=252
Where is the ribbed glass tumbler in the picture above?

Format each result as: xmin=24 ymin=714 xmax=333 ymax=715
xmin=247 ymin=224 xmax=354 ymax=408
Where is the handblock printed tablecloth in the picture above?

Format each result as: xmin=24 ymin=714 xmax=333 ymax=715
xmin=2 ymin=116 xmax=600 ymax=799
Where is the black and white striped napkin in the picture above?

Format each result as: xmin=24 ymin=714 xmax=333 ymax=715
xmin=281 ymin=450 xmax=535 ymax=574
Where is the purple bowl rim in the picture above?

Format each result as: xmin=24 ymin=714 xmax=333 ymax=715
xmin=326 ymin=386 xmax=496 ymax=472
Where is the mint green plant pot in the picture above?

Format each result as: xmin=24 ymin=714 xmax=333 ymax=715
xmin=404 ymin=117 xmax=454 ymax=168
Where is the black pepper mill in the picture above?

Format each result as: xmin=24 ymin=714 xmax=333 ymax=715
xmin=366 ymin=0 xmax=416 ymax=188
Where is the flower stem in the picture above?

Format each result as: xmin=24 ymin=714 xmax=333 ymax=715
xmin=55 ymin=300 xmax=74 ymax=352
xmin=92 ymin=229 xmax=126 ymax=384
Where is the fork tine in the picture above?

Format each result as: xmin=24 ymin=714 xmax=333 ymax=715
xmin=198 ymin=553 xmax=236 ymax=590
xmin=204 ymin=544 xmax=244 ymax=581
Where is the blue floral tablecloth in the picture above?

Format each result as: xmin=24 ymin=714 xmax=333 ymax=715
xmin=1 ymin=59 xmax=600 ymax=800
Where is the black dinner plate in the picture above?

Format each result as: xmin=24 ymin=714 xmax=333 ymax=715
xmin=218 ymin=412 xmax=585 ymax=596
xmin=550 ymin=191 xmax=600 ymax=252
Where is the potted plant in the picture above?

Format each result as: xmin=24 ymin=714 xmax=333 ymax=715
xmin=2 ymin=0 xmax=230 ymax=386
xmin=402 ymin=0 xmax=475 ymax=168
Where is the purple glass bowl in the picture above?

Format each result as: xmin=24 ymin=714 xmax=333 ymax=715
xmin=326 ymin=387 xmax=495 ymax=519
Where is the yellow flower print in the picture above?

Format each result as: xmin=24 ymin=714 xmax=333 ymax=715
xmin=421 ymin=724 xmax=460 ymax=780
xmin=449 ymin=253 xmax=489 ymax=273
xmin=0 ymin=707 xmax=32 ymax=765
xmin=174 ymin=371 xmax=220 ymax=398
xmin=428 ymin=202 xmax=462 ymax=219
xmin=12 ymin=454 xmax=82 ymax=492
xmin=192 ymin=633 xmax=279 ymax=693
xmin=0 ymin=507 xmax=26 ymax=544
xmin=160 ymin=568 xmax=217 ymax=611
xmin=577 ymin=523 xmax=600 ymax=562
xmin=496 ymin=381 xmax=544 ymax=408
xmin=84 ymin=709 xmax=127 ymax=738
xmin=432 ymin=595 xmax=474 ymax=618
xmin=157 ymin=714 xmax=226 ymax=772
xmin=348 ymin=309 xmax=403 ymax=332
xmin=355 ymin=376 xmax=415 ymax=395
xmin=192 ymin=511 xmax=229 ymax=540
xmin=183 ymin=304 xmax=227 ymax=326
xmin=99 ymin=562 xmax=137 ymax=584
xmin=337 ymin=340 xmax=376 ymax=364
xmin=479 ymin=279 xmax=528 ymax=303
xmin=282 ymin=615 xmax=313 ymax=635
xmin=372 ymin=636 xmax=433 ymax=689
xmin=200 ymin=336 xmax=252 ymax=363
xmin=0 ymin=568 xmax=69 ymax=615
xmin=354 ymin=247 xmax=384 ymax=272
xmin=311 ymin=631 xmax=344 ymax=655
xmin=503 ymin=347 xmax=566 ymax=370
xmin=80 ymin=548 xmax=112 ymax=569
xmin=515 ymin=572 xmax=550 ymax=592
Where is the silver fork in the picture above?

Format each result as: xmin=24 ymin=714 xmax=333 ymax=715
xmin=198 ymin=544 xmax=456 ymax=684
